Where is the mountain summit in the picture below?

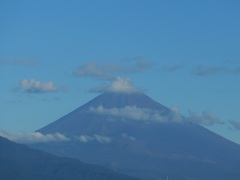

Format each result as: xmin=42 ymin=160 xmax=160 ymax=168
xmin=38 ymin=92 xmax=172 ymax=135
xmin=35 ymin=91 xmax=240 ymax=180
xmin=81 ymin=91 xmax=169 ymax=110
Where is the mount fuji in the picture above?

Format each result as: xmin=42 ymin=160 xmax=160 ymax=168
xmin=32 ymin=91 xmax=240 ymax=180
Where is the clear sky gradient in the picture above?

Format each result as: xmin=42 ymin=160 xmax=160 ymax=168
xmin=1 ymin=1 xmax=240 ymax=144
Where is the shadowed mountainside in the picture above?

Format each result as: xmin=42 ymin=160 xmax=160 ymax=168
xmin=0 ymin=136 xmax=139 ymax=180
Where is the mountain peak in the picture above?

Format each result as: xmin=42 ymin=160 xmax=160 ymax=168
xmin=37 ymin=91 xmax=171 ymax=135
xmin=82 ymin=91 xmax=169 ymax=111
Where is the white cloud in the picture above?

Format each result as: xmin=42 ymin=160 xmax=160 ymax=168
xmin=89 ymin=105 xmax=223 ymax=127
xmin=186 ymin=111 xmax=224 ymax=126
xmin=169 ymin=106 xmax=184 ymax=122
xmin=0 ymin=131 xmax=70 ymax=144
xmin=18 ymin=79 xmax=58 ymax=93
xmin=76 ymin=135 xmax=112 ymax=144
xmin=89 ymin=105 xmax=184 ymax=123
xmin=94 ymin=135 xmax=112 ymax=143
xmin=90 ymin=77 xmax=143 ymax=93
xmin=107 ymin=77 xmax=142 ymax=93
xmin=0 ymin=131 xmax=112 ymax=144
xmin=78 ymin=135 xmax=94 ymax=142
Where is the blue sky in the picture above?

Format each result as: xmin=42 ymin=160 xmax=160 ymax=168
xmin=1 ymin=0 xmax=240 ymax=144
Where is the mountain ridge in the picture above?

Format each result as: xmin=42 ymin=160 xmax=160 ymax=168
xmin=0 ymin=136 xmax=139 ymax=180
xmin=34 ymin=91 xmax=240 ymax=179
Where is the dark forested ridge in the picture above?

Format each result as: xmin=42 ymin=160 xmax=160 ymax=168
xmin=0 ymin=136 xmax=139 ymax=180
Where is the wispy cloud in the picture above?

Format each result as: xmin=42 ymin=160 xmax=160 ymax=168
xmin=0 ymin=131 xmax=112 ymax=144
xmin=166 ymin=64 xmax=183 ymax=72
xmin=0 ymin=131 xmax=70 ymax=144
xmin=90 ymin=77 xmax=143 ymax=93
xmin=74 ymin=134 xmax=112 ymax=144
xmin=193 ymin=65 xmax=240 ymax=76
xmin=89 ymin=104 xmax=223 ymax=127
xmin=158 ymin=64 xmax=184 ymax=73
xmin=121 ymin=133 xmax=136 ymax=141
xmin=193 ymin=65 xmax=229 ymax=76
xmin=14 ymin=59 xmax=39 ymax=66
xmin=0 ymin=59 xmax=9 ymax=65
xmin=73 ymin=62 xmax=117 ymax=80
xmin=123 ymin=56 xmax=152 ymax=70
xmin=170 ymin=106 xmax=184 ymax=122
xmin=0 ymin=59 xmax=39 ymax=66
xmin=73 ymin=59 xmax=152 ymax=80
xmin=229 ymin=120 xmax=240 ymax=130
xmin=186 ymin=111 xmax=224 ymax=126
xmin=89 ymin=105 xmax=184 ymax=123
xmin=16 ymin=79 xmax=58 ymax=93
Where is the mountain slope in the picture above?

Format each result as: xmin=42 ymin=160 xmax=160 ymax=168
xmin=38 ymin=92 xmax=170 ymax=135
xmin=0 ymin=136 xmax=138 ymax=180
xmin=35 ymin=92 xmax=240 ymax=180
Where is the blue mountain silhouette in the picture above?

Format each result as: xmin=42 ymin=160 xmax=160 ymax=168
xmin=35 ymin=91 xmax=240 ymax=180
